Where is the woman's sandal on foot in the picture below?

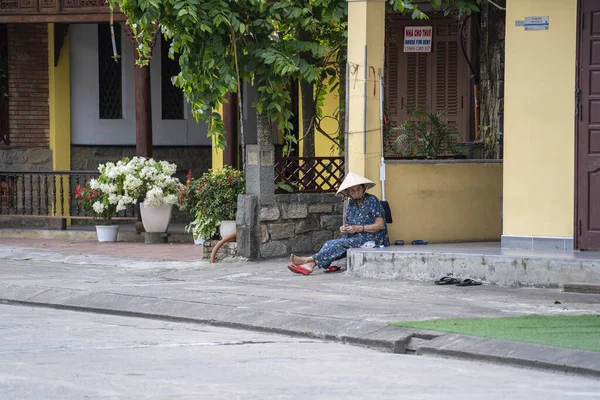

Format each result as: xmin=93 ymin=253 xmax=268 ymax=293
xmin=324 ymin=265 xmax=342 ymax=273
xmin=288 ymin=264 xmax=312 ymax=275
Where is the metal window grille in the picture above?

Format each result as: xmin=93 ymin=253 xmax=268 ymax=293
xmin=98 ymin=23 xmax=122 ymax=119
xmin=161 ymin=36 xmax=184 ymax=120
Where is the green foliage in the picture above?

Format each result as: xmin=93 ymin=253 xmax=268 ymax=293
xmin=180 ymin=166 xmax=245 ymax=239
xmin=393 ymin=107 xmax=461 ymax=158
xmin=479 ymin=124 xmax=503 ymax=159
xmin=108 ymin=0 xmax=482 ymax=154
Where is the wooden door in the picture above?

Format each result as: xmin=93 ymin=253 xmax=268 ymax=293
xmin=385 ymin=15 xmax=470 ymax=150
xmin=577 ymin=0 xmax=600 ymax=250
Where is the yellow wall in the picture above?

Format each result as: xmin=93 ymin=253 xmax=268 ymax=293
xmin=385 ymin=162 xmax=503 ymax=243
xmin=503 ymin=0 xmax=577 ymax=237
xmin=48 ymin=24 xmax=71 ymax=172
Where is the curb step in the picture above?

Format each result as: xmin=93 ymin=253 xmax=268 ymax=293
xmin=563 ymin=282 xmax=600 ymax=294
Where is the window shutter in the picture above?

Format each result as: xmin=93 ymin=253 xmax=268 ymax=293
xmin=385 ymin=16 xmax=470 ymax=147
xmin=432 ymin=22 xmax=468 ymax=138
xmin=406 ymin=52 xmax=429 ymax=110
xmin=386 ymin=33 xmax=400 ymax=119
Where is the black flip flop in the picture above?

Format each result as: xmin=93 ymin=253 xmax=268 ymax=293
xmin=434 ymin=276 xmax=461 ymax=285
xmin=456 ymin=278 xmax=482 ymax=286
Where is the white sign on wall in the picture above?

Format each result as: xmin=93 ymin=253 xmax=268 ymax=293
xmin=404 ymin=26 xmax=433 ymax=53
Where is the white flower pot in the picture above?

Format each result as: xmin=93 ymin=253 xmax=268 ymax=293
xmin=219 ymin=220 xmax=236 ymax=239
xmin=96 ymin=225 xmax=119 ymax=242
xmin=140 ymin=202 xmax=173 ymax=233
xmin=192 ymin=228 xmax=205 ymax=246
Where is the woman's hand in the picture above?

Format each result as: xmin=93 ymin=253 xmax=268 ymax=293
xmin=340 ymin=225 xmax=363 ymax=234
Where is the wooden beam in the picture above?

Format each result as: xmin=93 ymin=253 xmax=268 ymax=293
xmin=0 ymin=13 xmax=127 ymax=23
xmin=134 ymin=63 xmax=152 ymax=158
xmin=223 ymin=92 xmax=239 ymax=168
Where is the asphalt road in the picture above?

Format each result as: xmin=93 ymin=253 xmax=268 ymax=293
xmin=1 ymin=304 xmax=599 ymax=400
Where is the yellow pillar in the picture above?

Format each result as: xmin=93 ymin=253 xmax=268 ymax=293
xmin=347 ymin=0 xmax=385 ymax=197
xmin=211 ymin=104 xmax=225 ymax=170
xmin=48 ymin=23 xmax=71 ymax=172
xmin=48 ymin=24 xmax=71 ymax=219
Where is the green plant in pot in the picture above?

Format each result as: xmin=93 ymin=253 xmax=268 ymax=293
xmin=180 ymin=166 xmax=245 ymax=241
xmin=393 ymin=107 xmax=462 ymax=159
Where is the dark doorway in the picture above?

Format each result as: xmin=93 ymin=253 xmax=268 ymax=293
xmin=576 ymin=0 xmax=600 ymax=250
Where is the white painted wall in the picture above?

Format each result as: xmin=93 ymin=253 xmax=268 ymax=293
xmin=70 ymin=24 xmax=210 ymax=146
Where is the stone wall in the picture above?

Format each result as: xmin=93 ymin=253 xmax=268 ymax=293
xmin=258 ymin=193 xmax=344 ymax=259
xmin=0 ymin=148 xmax=52 ymax=170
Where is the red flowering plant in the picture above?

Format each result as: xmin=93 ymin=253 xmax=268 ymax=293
xmin=74 ymin=181 xmax=118 ymax=225
xmin=178 ymin=169 xmax=202 ymax=217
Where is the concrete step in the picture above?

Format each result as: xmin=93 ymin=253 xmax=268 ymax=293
xmin=347 ymin=245 xmax=600 ymax=288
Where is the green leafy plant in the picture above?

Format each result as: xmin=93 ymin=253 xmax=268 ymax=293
xmin=479 ymin=124 xmax=503 ymax=159
xmin=393 ymin=107 xmax=461 ymax=158
xmin=180 ymin=166 xmax=245 ymax=240
xmin=107 ymin=0 xmax=482 ymax=155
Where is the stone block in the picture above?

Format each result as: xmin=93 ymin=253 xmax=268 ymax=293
xmin=281 ymin=203 xmax=308 ymax=219
xmin=322 ymin=194 xmax=342 ymax=204
xmin=260 ymin=223 xmax=269 ymax=243
xmin=299 ymin=193 xmax=324 ymax=203
xmin=260 ymin=206 xmax=280 ymax=221
xmin=275 ymin=194 xmax=299 ymax=204
xmin=291 ymin=233 xmax=313 ymax=253
xmin=321 ymin=214 xmax=343 ymax=230
xmin=312 ymin=230 xmax=333 ymax=248
xmin=143 ymin=232 xmax=170 ymax=244
xmin=44 ymin=218 xmax=66 ymax=230
xmin=269 ymin=222 xmax=296 ymax=240
xmin=308 ymin=203 xmax=333 ymax=213
xmin=260 ymin=240 xmax=288 ymax=258
xmin=295 ymin=215 xmax=320 ymax=234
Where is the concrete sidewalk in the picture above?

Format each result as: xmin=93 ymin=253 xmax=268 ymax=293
xmin=0 ymin=239 xmax=599 ymax=379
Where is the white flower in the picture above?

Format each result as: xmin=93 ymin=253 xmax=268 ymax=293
xmin=92 ymin=202 xmax=105 ymax=214
xmin=99 ymin=183 xmax=117 ymax=194
xmin=108 ymin=193 xmax=119 ymax=205
xmin=89 ymin=179 xmax=100 ymax=190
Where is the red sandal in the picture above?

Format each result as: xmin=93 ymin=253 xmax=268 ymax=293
xmin=288 ymin=264 xmax=311 ymax=275
xmin=324 ymin=265 xmax=342 ymax=273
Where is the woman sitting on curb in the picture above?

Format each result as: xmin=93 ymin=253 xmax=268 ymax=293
xmin=288 ymin=172 xmax=390 ymax=275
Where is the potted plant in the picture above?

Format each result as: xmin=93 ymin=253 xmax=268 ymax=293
xmin=178 ymin=169 xmax=206 ymax=244
xmin=120 ymin=157 xmax=184 ymax=233
xmin=74 ymin=161 xmax=136 ymax=242
xmin=392 ymin=107 xmax=463 ymax=159
xmin=184 ymin=166 xmax=245 ymax=240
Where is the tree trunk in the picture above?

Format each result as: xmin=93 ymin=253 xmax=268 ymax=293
xmin=478 ymin=0 xmax=505 ymax=159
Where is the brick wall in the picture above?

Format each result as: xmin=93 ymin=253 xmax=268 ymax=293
xmin=7 ymin=24 xmax=49 ymax=148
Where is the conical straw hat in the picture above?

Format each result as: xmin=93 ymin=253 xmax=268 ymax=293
xmin=336 ymin=172 xmax=376 ymax=197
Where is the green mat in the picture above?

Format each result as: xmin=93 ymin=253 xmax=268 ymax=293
xmin=392 ymin=315 xmax=600 ymax=352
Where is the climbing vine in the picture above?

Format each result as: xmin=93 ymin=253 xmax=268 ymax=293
xmin=107 ymin=0 xmax=483 ymax=153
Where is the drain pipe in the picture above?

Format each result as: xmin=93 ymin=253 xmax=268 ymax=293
xmin=209 ymin=233 xmax=236 ymax=263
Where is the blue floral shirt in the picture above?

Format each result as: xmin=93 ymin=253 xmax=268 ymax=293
xmin=346 ymin=193 xmax=390 ymax=247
